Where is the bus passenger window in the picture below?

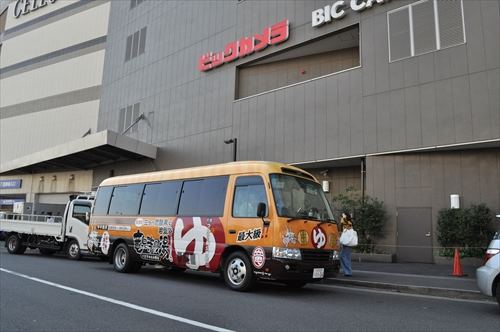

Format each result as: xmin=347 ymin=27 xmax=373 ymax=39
xmin=93 ymin=186 xmax=113 ymax=215
xmin=108 ymin=184 xmax=144 ymax=216
xmin=232 ymin=176 xmax=268 ymax=218
xmin=140 ymin=181 xmax=181 ymax=216
xmin=178 ymin=176 xmax=229 ymax=217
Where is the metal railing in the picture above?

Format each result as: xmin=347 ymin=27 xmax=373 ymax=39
xmin=0 ymin=213 xmax=63 ymax=223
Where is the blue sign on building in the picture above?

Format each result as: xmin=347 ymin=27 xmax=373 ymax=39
xmin=0 ymin=179 xmax=22 ymax=189
xmin=0 ymin=199 xmax=25 ymax=205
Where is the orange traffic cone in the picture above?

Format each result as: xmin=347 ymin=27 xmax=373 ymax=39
xmin=451 ymin=248 xmax=465 ymax=277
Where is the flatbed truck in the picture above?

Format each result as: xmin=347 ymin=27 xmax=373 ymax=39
xmin=1 ymin=195 xmax=93 ymax=260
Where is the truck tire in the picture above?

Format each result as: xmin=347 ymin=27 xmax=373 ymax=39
xmin=66 ymin=240 xmax=81 ymax=260
xmin=113 ymin=243 xmax=141 ymax=273
xmin=6 ymin=234 xmax=26 ymax=255
xmin=223 ymin=251 xmax=255 ymax=292
xmin=39 ymin=248 xmax=56 ymax=256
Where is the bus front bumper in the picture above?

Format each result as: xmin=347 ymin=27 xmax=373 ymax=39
xmin=256 ymin=258 xmax=340 ymax=282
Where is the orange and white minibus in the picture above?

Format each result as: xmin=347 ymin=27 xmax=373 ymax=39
xmin=88 ymin=161 xmax=340 ymax=291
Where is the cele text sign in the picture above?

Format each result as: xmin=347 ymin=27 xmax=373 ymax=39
xmin=198 ymin=19 xmax=289 ymax=72
xmin=312 ymin=0 xmax=388 ymax=27
xmin=13 ymin=0 xmax=57 ymax=19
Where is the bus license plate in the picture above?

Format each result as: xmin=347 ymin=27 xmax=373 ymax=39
xmin=313 ymin=268 xmax=324 ymax=279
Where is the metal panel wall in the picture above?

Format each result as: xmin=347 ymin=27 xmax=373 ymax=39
xmin=96 ymin=0 xmax=499 ymax=170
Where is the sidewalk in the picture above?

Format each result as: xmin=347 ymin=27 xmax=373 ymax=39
xmin=325 ymin=261 xmax=493 ymax=302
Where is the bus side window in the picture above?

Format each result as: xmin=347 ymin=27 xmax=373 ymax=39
xmin=139 ymin=181 xmax=181 ymax=216
xmin=178 ymin=176 xmax=228 ymax=217
xmin=232 ymin=176 xmax=268 ymax=218
xmin=93 ymin=186 xmax=113 ymax=215
xmin=108 ymin=184 xmax=144 ymax=216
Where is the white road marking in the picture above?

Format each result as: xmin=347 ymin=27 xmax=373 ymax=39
xmin=314 ymin=283 xmax=497 ymax=305
xmin=0 ymin=268 xmax=234 ymax=332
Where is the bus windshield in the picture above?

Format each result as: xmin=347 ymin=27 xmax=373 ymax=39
xmin=270 ymin=174 xmax=334 ymax=222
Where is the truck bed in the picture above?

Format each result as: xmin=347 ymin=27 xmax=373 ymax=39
xmin=0 ymin=215 xmax=63 ymax=237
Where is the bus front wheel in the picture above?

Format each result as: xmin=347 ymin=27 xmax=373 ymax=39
xmin=223 ymin=251 xmax=255 ymax=291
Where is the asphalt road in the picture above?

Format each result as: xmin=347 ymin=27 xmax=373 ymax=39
xmin=1 ymin=246 xmax=499 ymax=332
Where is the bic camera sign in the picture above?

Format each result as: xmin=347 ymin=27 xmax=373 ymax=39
xmin=312 ymin=0 xmax=388 ymax=27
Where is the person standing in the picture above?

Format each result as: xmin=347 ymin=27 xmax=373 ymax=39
xmin=340 ymin=212 xmax=353 ymax=277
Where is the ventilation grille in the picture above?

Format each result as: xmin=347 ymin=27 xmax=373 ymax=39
xmin=301 ymin=249 xmax=332 ymax=262
xmin=412 ymin=0 xmax=436 ymax=55
xmin=437 ymin=0 xmax=465 ymax=48
xmin=388 ymin=8 xmax=411 ymax=62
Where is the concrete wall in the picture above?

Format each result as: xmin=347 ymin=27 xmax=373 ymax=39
xmin=0 ymin=170 xmax=93 ymax=204
xmin=0 ymin=0 xmax=109 ymax=164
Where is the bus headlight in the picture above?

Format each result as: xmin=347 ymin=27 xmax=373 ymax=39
xmin=331 ymin=250 xmax=339 ymax=260
xmin=272 ymin=247 xmax=301 ymax=260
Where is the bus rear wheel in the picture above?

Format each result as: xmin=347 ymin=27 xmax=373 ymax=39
xmin=223 ymin=251 xmax=255 ymax=291
xmin=113 ymin=243 xmax=141 ymax=273
xmin=6 ymin=234 xmax=26 ymax=255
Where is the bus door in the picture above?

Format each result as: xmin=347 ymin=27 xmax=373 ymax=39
xmin=226 ymin=175 xmax=274 ymax=254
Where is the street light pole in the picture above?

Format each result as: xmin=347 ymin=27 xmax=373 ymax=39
xmin=224 ymin=138 xmax=237 ymax=162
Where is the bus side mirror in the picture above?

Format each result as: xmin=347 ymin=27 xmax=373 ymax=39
xmin=257 ymin=202 xmax=270 ymax=227
xmin=257 ymin=202 xmax=266 ymax=218
xmin=85 ymin=212 xmax=90 ymax=223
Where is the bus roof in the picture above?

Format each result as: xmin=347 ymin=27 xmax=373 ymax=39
xmin=99 ymin=161 xmax=317 ymax=186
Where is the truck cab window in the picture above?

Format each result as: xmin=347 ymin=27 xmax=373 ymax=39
xmin=232 ymin=176 xmax=268 ymax=218
xmin=72 ymin=204 xmax=91 ymax=225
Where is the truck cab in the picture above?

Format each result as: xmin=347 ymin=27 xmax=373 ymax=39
xmin=62 ymin=197 xmax=93 ymax=259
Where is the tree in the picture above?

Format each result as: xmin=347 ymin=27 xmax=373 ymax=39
xmin=333 ymin=187 xmax=387 ymax=253
xmin=437 ymin=204 xmax=494 ymax=257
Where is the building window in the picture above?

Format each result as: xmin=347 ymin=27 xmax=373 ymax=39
xmin=388 ymin=0 xmax=465 ymax=62
xmin=118 ymin=102 xmax=140 ymax=134
xmin=236 ymin=25 xmax=360 ymax=99
xmin=130 ymin=0 xmax=144 ymax=10
xmin=125 ymin=27 xmax=147 ymax=62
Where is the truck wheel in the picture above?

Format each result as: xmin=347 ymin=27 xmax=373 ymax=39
xmin=39 ymin=248 xmax=56 ymax=256
xmin=66 ymin=240 xmax=81 ymax=260
xmin=6 ymin=234 xmax=26 ymax=255
xmin=223 ymin=251 xmax=255 ymax=291
xmin=113 ymin=243 xmax=141 ymax=273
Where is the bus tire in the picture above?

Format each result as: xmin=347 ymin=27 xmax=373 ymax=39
xmin=6 ymin=234 xmax=26 ymax=255
xmin=223 ymin=251 xmax=255 ymax=292
xmin=66 ymin=239 xmax=81 ymax=260
xmin=113 ymin=243 xmax=141 ymax=273
xmin=39 ymin=248 xmax=56 ymax=256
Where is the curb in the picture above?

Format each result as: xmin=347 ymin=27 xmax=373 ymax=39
xmin=324 ymin=278 xmax=494 ymax=302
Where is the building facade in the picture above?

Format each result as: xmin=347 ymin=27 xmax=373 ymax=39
xmin=0 ymin=0 xmax=155 ymax=212
xmin=1 ymin=0 xmax=499 ymax=262
xmin=0 ymin=0 xmax=111 ymax=209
